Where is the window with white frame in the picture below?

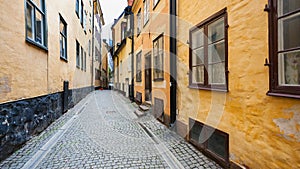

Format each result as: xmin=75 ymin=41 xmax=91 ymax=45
xmin=25 ymin=0 xmax=47 ymax=47
xmin=143 ymin=0 xmax=149 ymax=26
xmin=60 ymin=15 xmax=67 ymax=60
xmin=136 ymin=51 xmax=142 ymax=82
xmin=153 ymin=34 xmax=164 ymax=81
xmin=137 ymin=9 xmax=141 ymax=35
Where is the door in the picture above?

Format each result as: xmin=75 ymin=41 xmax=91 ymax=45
xmin=145 ymin=53 xmax=152 ymax=101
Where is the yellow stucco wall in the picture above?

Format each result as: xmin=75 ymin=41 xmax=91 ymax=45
xmin=0 ymin=0 xmax=95 ymax=103
xmin=177 ymin=0 xmax=300 ymax=168
xmin=133 ymin=0 xmax=171 ymax=119
xmin=112 ymin=14 xmax=132 ymax=95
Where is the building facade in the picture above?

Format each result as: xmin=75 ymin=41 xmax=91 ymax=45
xmin=0 ymin=0 xmax=104 ymax=160
xmin=112 ymin=12 xmax=133 ymax=97
xmin=115 ymin=0 xmax=300 ymax=168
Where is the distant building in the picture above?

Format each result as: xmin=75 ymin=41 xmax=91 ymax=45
xmin=0 ymin=0 xmax=104 ymax=160
xmin=114 ymin=0 xmax=300 ymax=168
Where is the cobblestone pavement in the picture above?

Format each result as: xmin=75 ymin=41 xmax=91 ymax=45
xmin=0 ymin=90 xmax=222 ymax=169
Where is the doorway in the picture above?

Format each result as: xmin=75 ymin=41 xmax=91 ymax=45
xmin=145 ymin=53 xmax=152 ymax=102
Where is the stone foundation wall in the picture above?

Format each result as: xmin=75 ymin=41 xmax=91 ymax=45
xmin=0 ymin=86 xmax=93 ymax=161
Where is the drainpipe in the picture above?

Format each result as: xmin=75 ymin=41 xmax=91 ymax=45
xmin=125 ymin=1 xmax=135 ymax=102
xmin=170 ymin=0 xmax=177 ymax=125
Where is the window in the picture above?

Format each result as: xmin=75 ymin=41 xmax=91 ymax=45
xmin=89 ymin=40 xmax=91 ymax=56
xmin=80 ymin=0 xmax=84 ymax=26
xmin=128 ymin=53 xmax=132 ymax=72
xmin=60 ymin=15 xmax=67 ymax=60
xmin=153 ymin=34 xmax=164 ymax=81
xmin=120 ymin=61 xmax=123 ymax=75
xmin=76 ymin=41 xmax=80 ymax=68
xmin=25 ymin=0 xmax=47 ymax=48
xmin=83 ymin=10 xmax=87 ymax=32
xmin=137 ymin=9 xmax=142 ymax=35
xmin=81 ymin=46 xmax=84 ymax=70
xmin=189 ymin=118 xmax=229 ymax=168
xmin=136 ymin=51 xmax=142 ymax=82
xmin=268 ymin=0 xmax=300 ymax=98
xmin=75 ymin=0 xmax=79 ymax=17
xmin=121 ymin=22 xmax=127 ymax=40
xmin=84 ymin=51 xmax=87 ymax=71
xmin=153 ymin=0 xmax=160 ymax=9
xmin=89 ymin=13 xmax=92 ymax=32
xmin=143 ymin=0 xmax=149 ymax=26
xmin=189 ymin=9 xmax=228 ymax=91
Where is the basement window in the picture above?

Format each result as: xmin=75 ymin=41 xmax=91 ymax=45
xmin=189 ymin=118 xmax=229 ymax=168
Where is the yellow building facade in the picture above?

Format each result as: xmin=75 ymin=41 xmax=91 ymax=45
xmin=176 ymin=0 xmax=300 ymax=168
xmin=112 ymin=14 xmax=133 ymax=97
xmin=0 ymin=0 xmax=104 ymax=160
xmin=132 ymin=0 xmax=172 ymax=123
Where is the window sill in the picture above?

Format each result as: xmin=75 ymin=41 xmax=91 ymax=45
xmin=26 ymin=38 xmax=48 ymax=52
xmin=189 ymin=85 xmax=228 ymax=92
xmin=60 ymin=56 xmax=68 ymax=63
xmin=267 ymin=91 xmax=300 ymax=99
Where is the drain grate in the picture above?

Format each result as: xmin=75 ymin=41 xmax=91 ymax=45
xmin=106 ymin=111 xmax=116 ymax=114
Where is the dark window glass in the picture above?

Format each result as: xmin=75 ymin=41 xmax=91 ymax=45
xmin=76 ymin=41 xmax=80 ymax=68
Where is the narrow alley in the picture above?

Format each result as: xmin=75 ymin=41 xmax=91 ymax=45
xmin=0 ymin=91 xmax=221 ymax=169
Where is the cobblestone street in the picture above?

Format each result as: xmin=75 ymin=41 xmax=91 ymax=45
xmin=0 ymin=91 xmax=222 ymax=169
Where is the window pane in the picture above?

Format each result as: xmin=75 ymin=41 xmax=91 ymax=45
xmin=26 ymin=3 xmax=34 ymax=40
xmin=60 ymin=21 xmax=66 ymax=35
xmin=278 ymin=0 xmax=300 ymax=17
xmin=192 ymin=48 xmax=204 ymax=66
xmin=192 ymin=28 xmax=204 ymax=49
xmin=208 ymin=41 xmax=225 ymax=63
xmin=208 ymin=63 xmax=225 ymax=84
xmin=208 ymin=18 xmax=224 ymax=44
xmin=278 ymin=51 xmax=300 ymax=86
xmin=60 ymin=36 xmax=66 ymax=58
xmin=207 ymin=132 xmax=227 ymax=159
xmin=192 ymin=66 xmax=204 ymax=84
xmin=35 ymin=10 xmax=43 ymax=44
xmin=278 ymin=13 xmax=300 ymax=51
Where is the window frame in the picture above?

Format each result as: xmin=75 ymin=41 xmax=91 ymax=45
xmin=153 ymin=0 xmax=160 ymax=10
xmin=136 ymin=51 xmax=142 ymax=82
xmin=59 ymin=14 xmax=67 ymax=61
xmin=80 ymin=0 xmax=84 ymax=26
xmin=76 ymin=40 xmax=80 ymax=68
xmin=267 ymin=0 xmax=300 ymax=99
xmin=137 ymin=9 xmax=142 ymax=36
xmin=189 ymin=8 xmax=228 ymax=92
xmin=25 ymin=0 xmax=47 ymax=50
xmin=81 ymin=46 xmax=84 ymax=70
xmin=153 ymin=34 xmax=164 ymax=81
xmin=143 ymin=0 xmax=149 ymax=26
xmin=75 ymin=0 xmax=79 ymax=17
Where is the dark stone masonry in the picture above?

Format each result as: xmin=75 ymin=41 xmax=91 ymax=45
xmin=0 ymin=86 xmax=93 ymax=161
